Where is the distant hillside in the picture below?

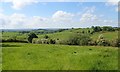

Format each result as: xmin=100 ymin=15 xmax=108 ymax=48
xmin=37 ymin=28 xmax=118 ymax=41
xmin=2 ymin=26 xmax=119 ymax=46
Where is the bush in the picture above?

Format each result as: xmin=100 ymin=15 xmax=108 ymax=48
xmin=44 ymin=35 xmax=49 ymax=39
xmin=88 ymin=30 xmax=90 ymax=33
xmin=32 ymin=38 xmax=42 ymax=44
xmin=55 ymin=39 xmax=68 ymax=45
xmin=32 ymin=38 xmax=56 ymax=44
xmin=97 ymin=34 xmax=110 ymax=46
xmin=2 ymin=39 xmax=28 ymax=43
xmin=67 ymin=33 xmax=91 ymax=46
xmin=82 ymin=31 xmax=85 ymax=34
xmin=97 ymin=39 xmax=110 ymax=46
xmin=88 ymin=40 xmax=97 ymax=46
xmin=49 ymin=39 xmax=56 ymax=44
xmin=110 ymin=38 xmax=120 ymax=47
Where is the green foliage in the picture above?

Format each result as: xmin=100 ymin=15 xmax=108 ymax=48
xmin=92 ymin=26 xmax=102 ymax=32
xmin=9 ymin=36 xmax=17 ymax=40
xmin=88 ymin=40 xmax=97 ymax=46
xmin=19 ymin=31 xmax=30 ymax=34
xmin=32 ymin=38 xmax=56 ymax=44
xmin=97 ymin=34 xmax=110 ymax=46
xmin=49 ymin=39 xmax=56 ymax=44
xmin=28 ymin=33 xmax=38 ymax=43
xmin=2 ymin=27 xmax=119 ymax=47
xmin=110 ymin=38 xmax=120 ymax=47
xmin=44 ymin=35 xmax=49 ymax=39
xmin=88 ymin=30 xmax=90 ymax=33
xmin=67 ymin=33 xmax=91 ymax=46
xmin=57 ymin=29 xmax=67 ymax=32
xmin=82 ymin=31 xmax=85 ymax=34
xmin=102 ymin=26 xmax=115 ymax=31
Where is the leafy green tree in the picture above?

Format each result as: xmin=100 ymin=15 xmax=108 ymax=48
xmin=92 ymin=26 xmax=102 ymax=32
xmin=102 ymin=26 xmax=115 ymax=31
xmin=28 ymin=33 xmax=38 ymax=43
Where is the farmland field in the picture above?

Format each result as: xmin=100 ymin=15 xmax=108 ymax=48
xmin=2 ymin=43 xmax=118 ymax=70
xmin=1 ymin=1 xmax=119 ymax=71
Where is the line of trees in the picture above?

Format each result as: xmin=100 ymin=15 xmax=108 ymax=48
xmin=91 ymin=26 xmax=116 ymax=33
xmin=30 ymin=33 xmax=120 ymax=47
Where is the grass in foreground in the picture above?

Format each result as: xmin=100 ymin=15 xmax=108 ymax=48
xmin=2 ymin=43 xmax=118 ymax=70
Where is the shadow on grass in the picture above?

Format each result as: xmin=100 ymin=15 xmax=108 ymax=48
xmin=1 ymin=44 xmax=21 ymax=47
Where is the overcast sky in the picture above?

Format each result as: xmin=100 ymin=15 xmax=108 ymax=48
xmin=0 ymin=0 xmax=119 ymax=29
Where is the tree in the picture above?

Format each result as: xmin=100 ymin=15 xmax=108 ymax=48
xmin=102 ymin=26 xmax=115 ymax=31
xmin=28 ymin=33 xmax=38 ymax=43
xmin=92 ymin=26 xmax=102 ymax=32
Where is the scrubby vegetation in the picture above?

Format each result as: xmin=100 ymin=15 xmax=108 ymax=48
xmin=1 ymin=26 xmax=119 ymax=47
xmin=26 ymin=26 xmax=119 ymax=47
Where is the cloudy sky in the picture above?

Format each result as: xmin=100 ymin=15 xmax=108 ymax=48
xmin=0 ymin=0 xmax=119 ymax=29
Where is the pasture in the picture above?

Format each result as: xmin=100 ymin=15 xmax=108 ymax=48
xmin=2 ymin=43 xmax=118 ymax=70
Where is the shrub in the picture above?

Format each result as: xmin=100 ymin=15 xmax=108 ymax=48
xmin=56 ymin=39 xmax=68 ymax=45
xmin=88 ymin=40 xmax=97 ymax=46
xmin=49 ymin=39 xmax=56 ymax=44
xmin=88 ymin=30 xmax=90 ymax=33
xmin=44 ymin=35 xmax=49 ymax=39
xmin=40 ymin=39 xmax=49 ymax=44
xmin=82 ymin=31 xmax=85 ymax=34
xmin=97 ymin=34 xmax=110 ymax=46
xmin=2 ymin=39 xmax=28 ymax=43
xmin=79 ymin=35 xmax=91 ymax=46
xmin=32 ymin=38 xmax=42 ymax=44
xmin=97 ymin=39 xmax=110 ymax=46
xmin=10 ymin=36 xmax=17 ymax=40
xmin=110 ymin=38 xmax=120 ymax=47
xmin=67 ymin=33 xmax=91 ymax=46
xmin=32 ymin=38 xmax=56 ymax=44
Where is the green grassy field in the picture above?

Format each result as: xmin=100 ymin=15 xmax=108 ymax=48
xmin=91 ymin=31 xmax=118 ymax=41
xmin=2 ymin=43 xmax=118 ymax=70
xmin=2 ymin=32 xmax=28 ymax=41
